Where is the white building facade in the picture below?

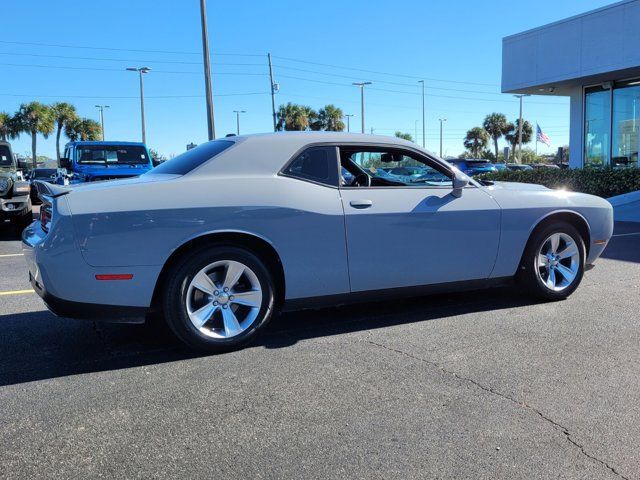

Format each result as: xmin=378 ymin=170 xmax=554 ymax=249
xmin=502 ymin=0 xmax=640 ymax=168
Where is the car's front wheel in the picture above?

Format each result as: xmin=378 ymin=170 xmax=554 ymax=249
xmin=163 ymin=246 xmax=275 ymax=351
xmin=518 ymin=221 xmax=585 ymax=300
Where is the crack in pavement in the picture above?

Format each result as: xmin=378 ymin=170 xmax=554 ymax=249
xmin=367 ymin=340 xmax=631 ymax=480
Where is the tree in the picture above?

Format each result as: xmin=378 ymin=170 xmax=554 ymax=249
xmin=276 ymin=103 xmax=317 ymax=131
xmin=482 ymin=113 xmax=509 ymax=163
xmin=312 ymin=104 xmax=345 ymax=131
xmin=395 ymin=131 xmax=413 ymax=141
xmin=505 ymin=119 xmax=533 ymax=162
xmin=0 ymin=112 xmax=18 ymax=141
xmin=463 ymin=127 xmax=489 ymax=158
xmin=51 ymin=102 xmax=77 ymax=160
xmin=12 ymin=102 xmax=54 ymax=168
xmin=65 ymin=117 xmax=102 ymax=141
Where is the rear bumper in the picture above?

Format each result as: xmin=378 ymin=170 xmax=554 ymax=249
xmin=28 ymin=269 xmax=146 ymax=323
xmin=22 ymin=218 xmax=160 ymax=321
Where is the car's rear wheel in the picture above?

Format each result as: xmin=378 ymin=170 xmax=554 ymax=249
xmin=518 ymin=221 xmax=585 ymax=300
xmin=163 ymin=246 xmax=275 ymax=351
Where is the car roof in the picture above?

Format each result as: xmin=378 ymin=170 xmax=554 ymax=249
xmin=65 ymin=141 xmax=147 ymax=147
xmin=193 ymin=132 xmax=440 ymax=177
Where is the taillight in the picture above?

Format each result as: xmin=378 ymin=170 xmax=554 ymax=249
xmin=40 ymin=204 xmax=52 ymax=232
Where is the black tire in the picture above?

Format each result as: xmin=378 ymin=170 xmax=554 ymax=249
xmin=517 ymin=221 xmax=585 ymax=300
xmin=162 ymin=246 xmax=276 ymax=352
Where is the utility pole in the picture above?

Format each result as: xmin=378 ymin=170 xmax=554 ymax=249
xmin=233 ymin=110 xmax=246 ymax=135
xmin=418 ymin=80 xmax=425 ymax=148
xmin=514 ymin=94 xmax=530 ymax=163
xmin=199 ymin=0 xmax=216 ymax=140
xmin=438 ymin=118 xmax=447 ymax=158
xmin=353 ymin=82 xmax=372 ymax=133
xmin=268 ymin=53 xmax=278 ymax=132
xmin=95 ymin=105 xmax=110 ymax=141
xmin=126 ymin=67 xmax=151 ymax=144
xmin=345 ymin=114 xmax=354 ymax=133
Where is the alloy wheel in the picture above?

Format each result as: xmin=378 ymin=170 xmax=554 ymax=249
xmin=535 ymin=232 xmax=580 ymax=292
xmin=186 ymin=260 xmax=263 ymax=339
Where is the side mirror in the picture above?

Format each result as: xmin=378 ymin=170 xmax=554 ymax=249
xmin=451 ymin=171 xmax=469 ymax=198
xmin=59 ymin=157 xmax=71 ymax=170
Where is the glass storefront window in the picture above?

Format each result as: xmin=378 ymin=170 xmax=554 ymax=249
xmin=584 ymin=86 xmax=611 ymax=167
xmin=612 ymin=82 xmax=640 ymax=168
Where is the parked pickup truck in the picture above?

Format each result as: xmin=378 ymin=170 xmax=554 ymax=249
xmin=57 ymin=141 xmax=154 ymax=184
xmin=0 ymin=141 xmax=32 ymax=229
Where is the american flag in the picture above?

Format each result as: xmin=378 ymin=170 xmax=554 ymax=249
xmin=536 ymin=124 xmax=551 ymax=146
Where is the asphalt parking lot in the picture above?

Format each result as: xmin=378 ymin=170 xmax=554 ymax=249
xmin=1 ymin=219 xmax=639 ymax=480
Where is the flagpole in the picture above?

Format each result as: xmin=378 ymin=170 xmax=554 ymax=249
xmin=535 ymin=122 xmax=538 ymax=157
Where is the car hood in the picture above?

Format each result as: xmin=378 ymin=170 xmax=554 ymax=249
xmin=487 ymin=181 xmax=550 ymax=192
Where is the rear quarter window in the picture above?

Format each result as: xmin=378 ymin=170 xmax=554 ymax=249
xmin=150 ymin=140 xmax=234 ymax=175
xmin=282 ymin=146 xmax=338 ymax=186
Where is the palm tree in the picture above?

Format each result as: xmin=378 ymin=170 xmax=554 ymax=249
xmin=12 ymin=102 xmax=54 ymax=168
xmin=482 ymin=113 xmax=509 ymax=163
xmin=395 ymin=131 xmax=413 ymax=141
xmin=276 ymin=103 xmax=317 ymax=131
xmin=65 ymin=117 xmax=102 ymax=141
xmin=505 ymin=119 xmax=533 ymax=162
xmin=313 ymin=104 xmax=345 ymax=131
xmin=51 ymin=102 xmax=77 ymax=160
xmin=0 ymin=112 xmax=18 ymax=141
xmin=463 ymin=127 xmax=489 ymax=158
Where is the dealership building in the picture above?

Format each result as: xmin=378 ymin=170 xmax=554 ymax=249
xmin=502 ymin=0 xmax=640 ymax=169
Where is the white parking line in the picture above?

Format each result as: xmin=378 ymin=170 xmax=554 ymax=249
xmin=0 ymin=253 xmax=23 ymax=258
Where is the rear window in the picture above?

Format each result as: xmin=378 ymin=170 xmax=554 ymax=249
xmin=150 ymin=140 xmax=234 ymax=175
xmin=0 ymin=145 xmax=12 ymax=166
xmin=77 ymin=145 xmax=149 ymax=165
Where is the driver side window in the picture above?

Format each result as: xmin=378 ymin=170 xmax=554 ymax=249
xmin=339 ymin=147 xmax=452 ymax=188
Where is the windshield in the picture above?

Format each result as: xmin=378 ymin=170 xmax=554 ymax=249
xmin=76 ymin=145 xmax=150 ymax=165
xmin=0 ymin=145 xmax=12 ymax=167
xmin=32 ymin=169 xmax=57 ymax=179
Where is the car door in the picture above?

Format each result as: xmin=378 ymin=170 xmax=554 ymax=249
xmin=339 ymin=145 xmax=501 ymax=292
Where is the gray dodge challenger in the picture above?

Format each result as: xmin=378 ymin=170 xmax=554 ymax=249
xmin=23 ymin=132 xmax=614 ymax=351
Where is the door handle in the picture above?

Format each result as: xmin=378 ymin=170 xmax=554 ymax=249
xmin=349 ymin=199 xmax=373 ymax=209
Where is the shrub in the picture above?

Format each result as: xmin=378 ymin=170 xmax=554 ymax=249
xmin=479 ymin=167 xmax=640 ymax=198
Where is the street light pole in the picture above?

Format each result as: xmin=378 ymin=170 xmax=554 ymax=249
xmin=352 ymin=82 xmax=372 ymax=134
xmin=345 ymin=114 xmax=354 ymax=132
xmin=514 ymin=94 xmax=530 ymax=163
xmin=95 ymin=105 xmax=110 ymax=141
xmin=233 ymin=110 xmax=246 ymax=135
xmin=418 ymin=80 xmax=425 ymax=148
xmin=438 ymin=118 xmax=447 ymax=158
xmin=126 ymin=67 xmax=151 ymax=144
xmin=199 ymin=0 xmax=216 ymax=140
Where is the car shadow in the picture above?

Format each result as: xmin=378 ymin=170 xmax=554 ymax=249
xmin=0 ymin=286 xmax=540 ymax=387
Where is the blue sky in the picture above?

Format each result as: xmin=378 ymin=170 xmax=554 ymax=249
xmin=1 ymin=0 xmax=614 ymax=159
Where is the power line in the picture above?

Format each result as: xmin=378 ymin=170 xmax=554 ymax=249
xmin=0 ymin=62 xmax=267 ymax=76
xmin=278 ymin=74 xmax=566 ymax=105
xmin=0 ymin=39 xmax=262 ymax=57
xmin=0 ymin=92 xmax=269 ymax=99
xmin=276 ymin=64 xmax=509 ymax=96
xmin=0 ymin=51 xmax=265 ymax=66
xmin=273 ymin=54 xmax=500 ymax=87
